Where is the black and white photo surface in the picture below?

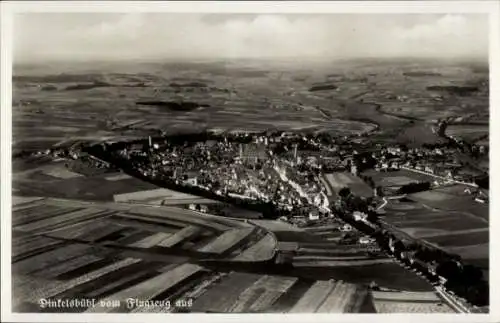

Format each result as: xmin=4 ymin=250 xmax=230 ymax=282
xmin=1 ymin=1 xmax=498 ymax=320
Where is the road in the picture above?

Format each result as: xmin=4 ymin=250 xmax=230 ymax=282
xmin=331 ymin=194 xmax=477 ymax=313
xmin=435 ymin=287 xmax=471 ymax=313
xmin=376 ymin=220 xmax=473 ymax=313
xmin=376 ymin=195 xmax=407 ymax=211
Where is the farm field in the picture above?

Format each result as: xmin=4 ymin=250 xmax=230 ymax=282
xmin=371 ymin=290 xmax=454 ymax=313
xmin=190 ymin=271 xmax=438 ymax=313
xmin=11 ymin=196 xmax=279 ymax=312
xmin=250 ymin=220 xmax=303 ymax=232
xmin=446 ymin=124 xmax=489 ymax=142
xmin=324 ymin=172 xmax=372 ymax=198
xmin=190 ymin=272 xmax=264 ymax=312
xmin=289 ymin=262 xmax=432 ymax=292
xmin=11 ymin=194 xmax=442 ymax=313
xmin=12 ymin=63 xmax=382 ymax=157
xmin=232 ymin=233 xmax=276 ymax=262
xmin=12 ymin=160 xmax=226 ymax=208
xmin=86 ymin=263 xmax=205 ymax=313
xmin=362 ymin=169 xmax=435 ymax=189
xmin=13 ymin=161 xmax=160 ymax=202
xmin=409 ymin=185 xmax=489 ymax=221
xmin=9 ymin=60 xmax=489 ymax=313
xmin=12 ymin=59 xmax=489 ymax=157
xmin=395 ymin=122 xmax=446 ymax=146
xmin=198 ymin=227 xmax=255 ymax=254
xmin=266 ymin=221 xmax=434 ymax=292
xmin=113 ymin=187 xmax=221 ymax=206
xmin=380 ymin=198 xmax=489 ymax=281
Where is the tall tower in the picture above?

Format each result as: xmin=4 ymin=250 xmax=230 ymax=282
xmin=239 ymin=144 xmax=243 ymax=159
xmin=294 ymin=144 xmax=298 ymax=162
xmin=148 ymin=136 xmax=152 ymax=148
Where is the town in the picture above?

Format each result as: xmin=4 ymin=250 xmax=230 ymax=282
xmin=41 ymin=128 xmax=487 ymax=221
xmin=8 ymin=12 xmax=491 ymax=314
xmin=32 ymin=126 xmax=484 ymax=310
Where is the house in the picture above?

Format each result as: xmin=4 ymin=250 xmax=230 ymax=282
xmin=278 ymin=216 xmax=288 ymax=222
xmin=475 ymin=197 xmax=487 ymax=204
xmin=427 ymin=262 xmax=439 ymax=276
xmin=353 ymin=211 xmax=368 ymax=222
xmin=434 ymin=148 xmax=444 ymax=155
xmin=404 ymin=251 xmax=417 ymax=264
xmin=387 ymin=147 xmax=401 ymax=154
xmin=388 ymin=236 xmax=397 ymax=253
xmin=359 ymin=236 xmax=375 ymax=245
xmin=308 ymin=211 xmax=320 ymax=221
xmin=340 ymin=224 xmax=353 ymax=232
xmin=185 ymin=176 xmax=198 ymax=186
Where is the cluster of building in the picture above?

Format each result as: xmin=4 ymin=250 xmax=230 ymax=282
xmin=67 ymin=126 xmax=488 ymax=227
xmin=463 ymin=187 xmax=489 ymax=204
xmin=371 ymin=145 xmax=483 ymax=185
xmin=109 ymin=136 xmax=335 ymax=219
xmin=67 ymin=128 xmax=487 ymax=309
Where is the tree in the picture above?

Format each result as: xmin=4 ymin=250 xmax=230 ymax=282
xmin=406 ymin=242 xmax=419 ymax=252
xmin=397 ymin=182 xmax=431 ymax=194
xmin=350 ymin=196 xmax=369 ymax=213
xmin=466 ymin=281 xmax=489 ymax=306
xmin=461 ymin=264 xmax=483 ymax=285
xmin=393 ymin=240 xmax=406 ymax=254
xmin=435 ymin=260 xmax=462 ymax=282
xmin=415 ymin=247 xmax=433 ymax=262
xmin=338 ymin=187 xmax=351 ymax=198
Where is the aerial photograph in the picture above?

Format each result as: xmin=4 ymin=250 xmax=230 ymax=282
xmin=8 ymin=11 xmax=489 ymax=314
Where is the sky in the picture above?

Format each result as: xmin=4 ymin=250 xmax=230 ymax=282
xmin=13 ymin=13 xmax=489 ymax=62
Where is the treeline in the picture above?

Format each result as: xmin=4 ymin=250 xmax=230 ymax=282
xmin=474 ymin=176 xmax=489 ymax=190
xmin=340 ymin=209 xmax=489 ymax=307
xmin=376 ymin=233 xmax=489 ymax=307
xmin=334 ymin=190 xmax=488 ymax=307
